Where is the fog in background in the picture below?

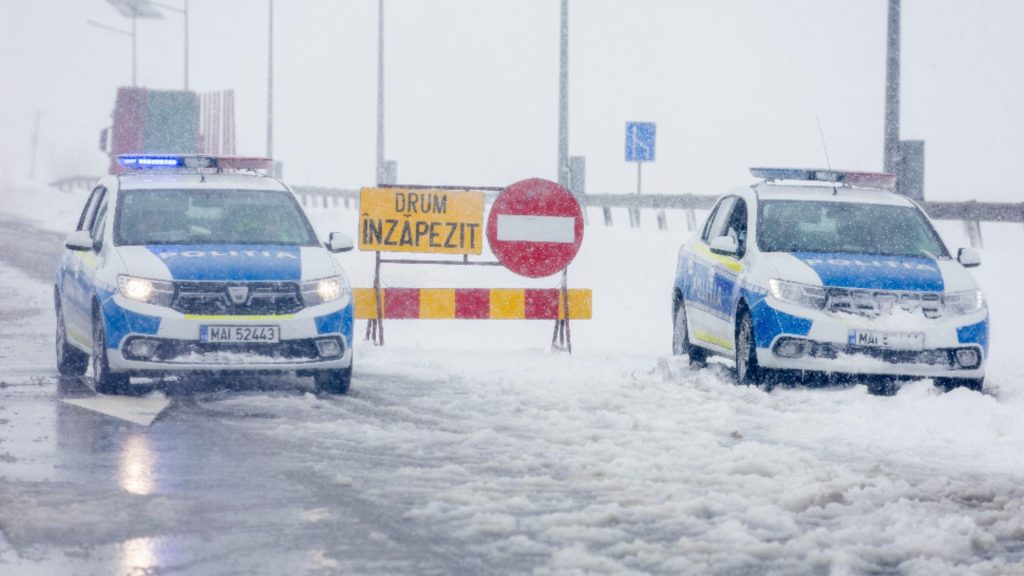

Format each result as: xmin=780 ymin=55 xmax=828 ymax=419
xmin=1 ymin=0 xmax=1022 ymax=201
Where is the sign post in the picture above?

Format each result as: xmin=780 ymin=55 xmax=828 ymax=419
xmin=625 ymin=121 xmax=656 ymax=228
xmin=486 ymin=178 xmax=584 ymax=351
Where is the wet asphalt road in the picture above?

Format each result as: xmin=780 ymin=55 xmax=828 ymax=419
xmin=0 ymin=214 xmax=488 ymax=575
xmin=0 ymin=213 xmax=65 ymax=281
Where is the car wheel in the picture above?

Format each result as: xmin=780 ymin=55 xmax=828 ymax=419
xmin=314 ymin=367 xmax=352 ymax=395
xmin=55 ymin=295 xmax=88 ymax=376
xmin=672 ymin=301 xmax=706 ymax=365
xmin=934 ymin=377 xmax=984 ymax=393
xmin=735 ymin=310 xmax=765 ymax=386
xmin=866 ymin=376 xmax=899 ymax=396
xmin=92 ymin=310 xmax=129 ymax=395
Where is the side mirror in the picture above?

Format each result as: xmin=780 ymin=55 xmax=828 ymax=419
xmin=709 ymin=235 xmax=739 ymax=256
xmin=64 ymin=230 xmax=95 ymax=252
xmin=326 ymin=232 xmax=354 ymax=253
xmin=957 ymin=247 xmax=981 ymax=268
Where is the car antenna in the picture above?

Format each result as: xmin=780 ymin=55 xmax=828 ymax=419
xmin=817 ymin=115 xmax=838 ymax=195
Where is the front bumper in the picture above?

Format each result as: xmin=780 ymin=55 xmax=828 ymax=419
xmin=102 ymin=293 xmax=354 ymax=373
xmin=753 ymin=297 xmax=988 ymax=379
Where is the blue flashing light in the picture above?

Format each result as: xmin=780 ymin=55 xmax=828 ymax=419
xmin=116 ymin=154 xmax=269 ymax=171
xmin=118 ymin=155 xmax=186 ymax=168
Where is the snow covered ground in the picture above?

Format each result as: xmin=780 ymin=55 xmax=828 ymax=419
xmin=1 ymin=179 xmax=1023 ymax=574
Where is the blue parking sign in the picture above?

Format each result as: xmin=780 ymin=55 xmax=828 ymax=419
xmin=625 ymin=122 xmax=656 ymax=162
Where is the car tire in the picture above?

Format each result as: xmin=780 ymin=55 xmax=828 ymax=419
xmin=314 ymin=367 xmax=352 ymax=395
xmin=55 ymin=294 xmax=88 ymax=376
xmin=672 ymin=300 xmax=706 ymax=365
xmin=735 ymin=310 xmax=765 ymax=386
xmin=92 ymin=309 xmax=129 ymax=395
xmin=866 ymin=376 xmax=899 ymax=396
xmin=934 ymin=377 xmax=984 ymax=393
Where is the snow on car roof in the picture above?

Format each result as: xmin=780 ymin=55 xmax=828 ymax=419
xmin=754 ymin=183 xmax=916 ymax=207
xmin=117 ymin=172 xmax=290 ymax=192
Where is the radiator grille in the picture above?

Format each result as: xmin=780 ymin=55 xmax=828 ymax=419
xmin=172 ymin=281 xmax=304 ymax=315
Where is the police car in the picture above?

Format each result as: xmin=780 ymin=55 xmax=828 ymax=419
xmin=55 ymin=154 xmax=356 ymax=394
xmin=672 ymin=167 xmax=988 ymax=392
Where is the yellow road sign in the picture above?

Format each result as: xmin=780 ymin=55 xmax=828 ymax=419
xmin=359 ymin=187 xmax=485 ymax=254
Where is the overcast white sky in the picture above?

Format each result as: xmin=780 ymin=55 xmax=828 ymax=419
xmin=2 ymin=0 xmax=1022 ymax=201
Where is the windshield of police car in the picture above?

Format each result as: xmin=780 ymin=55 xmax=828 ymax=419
xmin=116 ymin=189 xmax=320 ymax=246
xmin=757 ymin=200 xmax=949 ymax=258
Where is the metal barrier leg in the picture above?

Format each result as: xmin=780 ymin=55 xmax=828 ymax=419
xmin=964 ymin=220 xmax=984 ymax=249
xmin=685 ymin=208 xmax=697 ymax=231
xmin=656 ymin=209 xmax=667 ymax=231
xmin=629 ymin=208 xmax=641 ymax=228
xmin=603 ymin=207 xmax=613 ymax=226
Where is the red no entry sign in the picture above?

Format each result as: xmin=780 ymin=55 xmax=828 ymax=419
xmin=486 ymin=178 xmax=584 ymax=278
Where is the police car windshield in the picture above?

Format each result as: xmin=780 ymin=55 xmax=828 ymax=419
xmin=757 ymin=200 xmax=949 ymax=258
xmin=116 ymin=189 xmax=319 ymax=246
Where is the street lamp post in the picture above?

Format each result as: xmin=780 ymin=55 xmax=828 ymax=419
xmin=150 ymin=0 xmax=190 ymax=90
xmin=95 ymin=0 xmax=164 ymax=87
xmin=267 ymin=0 xmax=274 ymax=159
xmin=376 ymin=0 xmax=385 ymax=185
xmin=86 ymin=19 xmax=137 ymax=86
xmin=557 ymin=0 xmax=569 ymax=188
xmin=883 ymin=0 xmax=901 ymax=175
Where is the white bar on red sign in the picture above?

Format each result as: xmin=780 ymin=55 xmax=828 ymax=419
xmin=497 ymin=214 xmax=575 ymax=243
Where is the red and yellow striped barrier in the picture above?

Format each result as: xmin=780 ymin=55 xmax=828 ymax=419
xmin=353 ymin=288 xmax=592 ymax=320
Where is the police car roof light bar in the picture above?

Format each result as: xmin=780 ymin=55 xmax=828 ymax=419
xmin=117 ymin=154 xmax=274 ymax=172
xmin=750 ymin=167 xmax=896 ymax=190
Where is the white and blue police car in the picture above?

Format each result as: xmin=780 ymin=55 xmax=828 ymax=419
xmin=672 ymin=168 xmax=988 ymax=392
xmin=55 ymin=154 xmax=356 ymax=394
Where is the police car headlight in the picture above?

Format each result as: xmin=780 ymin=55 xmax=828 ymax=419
xmin=768 ymin=279 xmax=826 ymax=310
xmin=302 ymin=276 xmax=350 ymax=307
xmin=117 ymin=275 xmax=174 ymax=307
xmin=943 ymin=290 xmax=985 ymax=315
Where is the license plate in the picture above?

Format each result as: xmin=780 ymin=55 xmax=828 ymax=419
xmin=201 ymin=325 xmax=280 ymax=344
xmin=849 ymin=330 xmax=924 ymax=350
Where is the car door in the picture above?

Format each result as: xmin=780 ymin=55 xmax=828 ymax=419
xmin=682 ymin=196 xmax=736 ymax=353
xmin=66 ymin=187 xmax=109 ymax=343
xmin=82 ymin=191 xmax=112 ymax=307
xmin=60 ymin=187 xmax=104 ymax=347
xmin=704 ymin=197 xmax=750 ymax=348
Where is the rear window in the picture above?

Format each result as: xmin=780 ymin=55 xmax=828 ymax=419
xmin=115 ymin=189 xmax=320 ymax=246
xmin=757 ymin=200 xmax=949 ymax=258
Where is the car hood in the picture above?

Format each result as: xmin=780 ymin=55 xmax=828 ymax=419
xmin=116 ymin=245 xmax=338 ymax=282
xmin=760 ymin=252 xmax=977 ymax=293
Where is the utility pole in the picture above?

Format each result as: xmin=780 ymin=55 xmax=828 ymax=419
xmin=266 ymin=0 xmax=274 ymax=159
xmin=557 ymin=0 xmax=569 ymax=188
xmin=883 ymin=0 xmax=900 ymax=175
xmin=376 ymin=0 xmax=386 ymax=184
xmin=184 ymin=0 xmax=189 ymax=90
xmin=29 ymin=111 xmax=40 ymax=180
xmin=150 ymin=1 xmax=189 ymax=89
xmin=94 ymin=0 xmax=164 ymax=87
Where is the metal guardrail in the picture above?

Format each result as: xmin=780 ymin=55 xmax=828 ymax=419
xmin=918 ymin=200 xmax=1024 ymax=223
xmin=46 ymin=181 xmax=1024 ymax=225
xmin=49 ymin=176 xmax=100 ymax=192
xmin=42 ymin=182 xmax=1014 ymax=249
xmin=290 ymin=186 xmax=1024 ymax=224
